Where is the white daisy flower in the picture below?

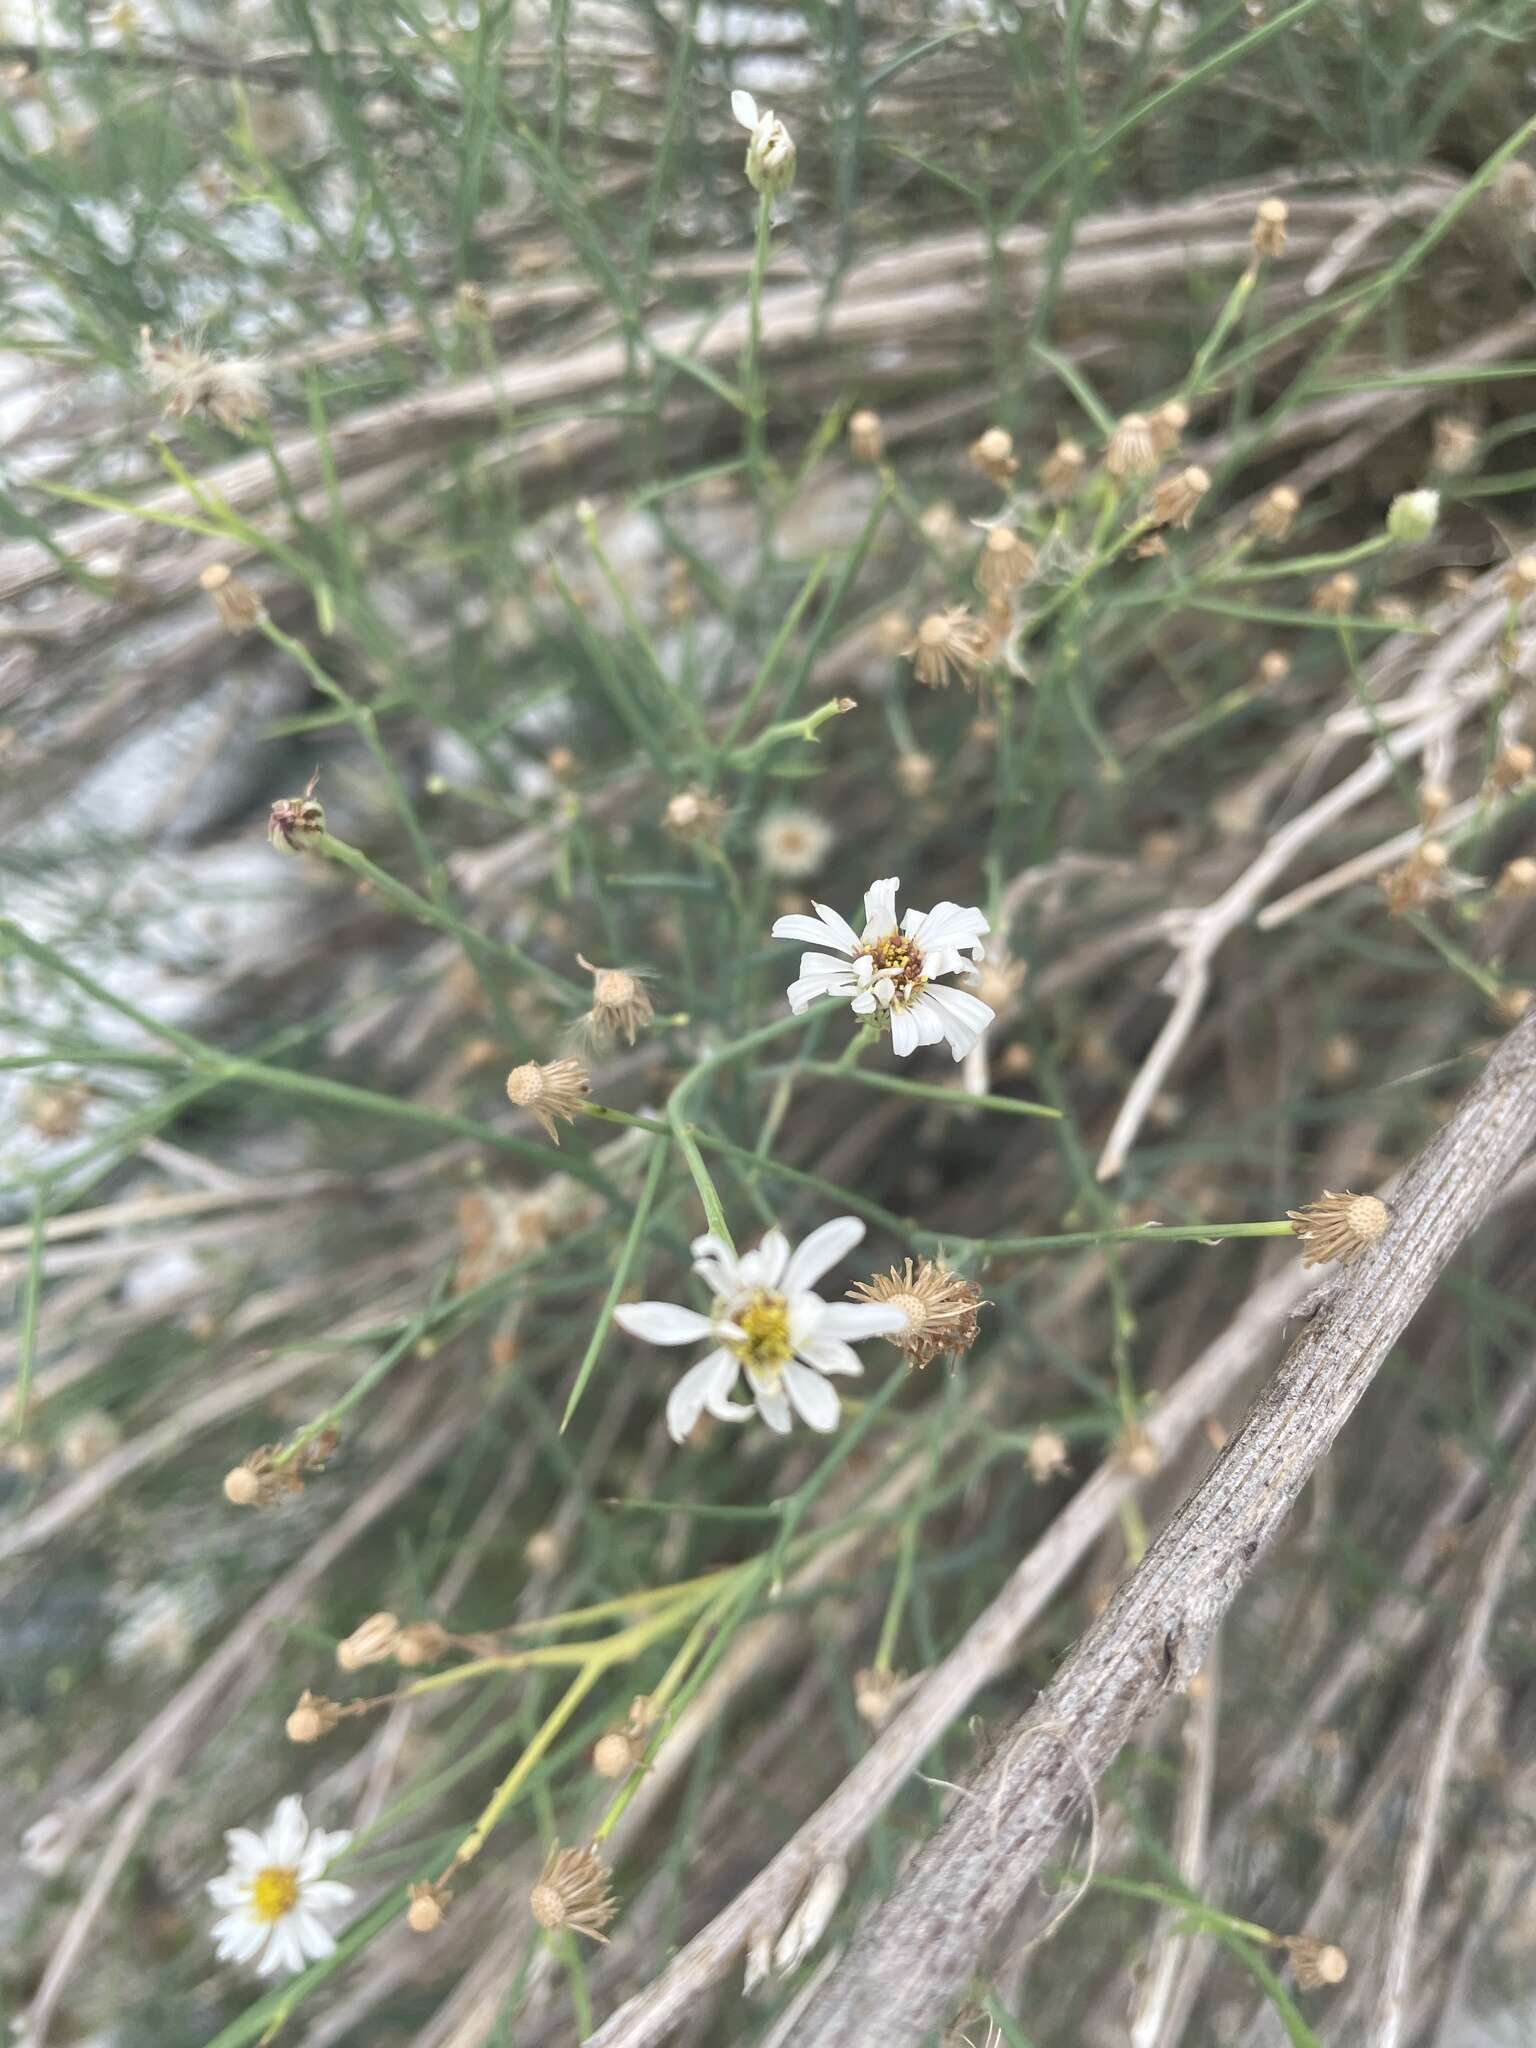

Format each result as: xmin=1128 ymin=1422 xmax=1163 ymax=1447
xmin=770 ymin=877 xmax=995 ymax=1060
xmin=731 ymin=88 xmax=796 ymax=197
xmin=614 ymin=1216 xmax=904 ymax=1441
xmin=207 ymin=1795 xmax=354 ymax=1977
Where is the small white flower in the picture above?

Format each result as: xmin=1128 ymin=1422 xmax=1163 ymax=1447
xmin=771 ymin=877 xmax=995 ymax=1061
xmin=208 ymin=1795 xmax=354 ymax=1977
xmin=731 ymin=88 xmax=796 ymax=197
xmin=614 ymin=1217 xmax=904 ymax=1442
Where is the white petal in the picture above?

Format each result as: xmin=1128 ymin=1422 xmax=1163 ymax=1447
xmin=819 ymin=1300 xmax=907 ymax=1340
xmin=208 ymin=1873 xmax=250 ymax=1908
xmin=782 ymin=1215 xmax=865 ymax=1293
xmin=731 ymin=88 xmax=759 ymax=129
xmin=810 ymin=900 xmax=863 ymax=952
xmin=754 ymin=1382 xmax=794 ymax=1432
xmin=667 ymin=1351 xmax=733 ymax=1442
xmin=787 ymin=1291 xmax=825 ymax=1343
xmin=797 ymin=950 xmax=857 ymax=985
xmin=614 ymin=1300 xmax=715 ymax=1346
xmin=258 ymin=1918 xmax=306 ymax=1976
xmin=861 ymin=877 xmax=900 ymax=938
xmin=772 ymin=914 xmax=855 ymax=956
xmin=907 ymin=901 xmax=989 ymax=956
xmin=850 ymin=991 xmax=877 ymax=1015
xmin=703 ymin=1351 xmax=753 ymax=1419
xmin=291 ymin=1908 xmax=337 ymax=1962
xmin=889 ymin=1006 xmax=921 ymax=1057
xmin=787 ymin=972 xmax=849 ymax=1014
xmin=267 ymin=1796 xmax=309 ymax=1866
xmin=690 ymin=1233 xmax=740 ymax=1298
xmin=753 ymin=1229 xmax=790 ymax=1287
xmin=794 ymin=1336 xmax=865 ymax=1376
xmin=874 ymin=979 xmax=895 ymax=1009
xmin=782 ymin=1361 xmax=841 ymax=1431
xmin=223 ymin=1827 xmax=269 ymax=1871
xmin=921 ymin=984 xmax=995 ymax=1060
xmin=296 ymin=1829 xmax=351 ymax=1879
xmin=298 ymin=1879 xmax=354 ymax=1912
xmin=907 ymin=998 xmax=947 ymax=1048
xmin=218 ymin=1916 xmax=270 ymax=1966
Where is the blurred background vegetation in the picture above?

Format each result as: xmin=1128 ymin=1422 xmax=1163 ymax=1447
xmin=6 ymin=1 xmax=1536 ymax=2043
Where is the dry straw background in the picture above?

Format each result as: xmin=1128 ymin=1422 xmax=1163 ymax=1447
xmin=7 ymin=2 xmax=1536 ymax=2045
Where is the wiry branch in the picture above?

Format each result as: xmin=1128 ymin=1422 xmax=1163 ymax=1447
xmin=792 ymin=1004 xmax=1536 ymax=2046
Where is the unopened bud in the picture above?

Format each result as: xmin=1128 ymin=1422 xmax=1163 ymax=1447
xmin=337 ymin=1612 xmax=401 ymax=1671
xmin=395 ymin=1620 xmax=451 ymax=1667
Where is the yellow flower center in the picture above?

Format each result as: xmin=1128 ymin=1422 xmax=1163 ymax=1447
xmin=250 ymin=1866 xmax=300 ymax=1924
xmin=861 ymin=934 xmax=927 ymax=1009
xmin=727 ymin=1293 xmax=793 ymax=1382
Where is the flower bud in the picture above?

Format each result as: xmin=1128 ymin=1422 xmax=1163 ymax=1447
xmin=731 ymin=90 xmax=795 ymax=198
xmin=1386 ymin=488 xmax=1439 ymax=543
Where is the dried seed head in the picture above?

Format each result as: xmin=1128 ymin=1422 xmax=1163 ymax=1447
xmin=337 ymin=1612 xmax=401 ymax=1671
xmin=60 ymin=1410 xmax=120 ymax=1471
xmin=1311 ymin=571 xmax=1358 ymax=615
xmin=524 ymin=1525 xmax=564 ymax=1573
xmin=222 ymin=1464 xmax=263 ymax=1507
xmin=140 ymin=328 xmax=268 ymax=431
xmin=1251 ymin=196 xmax=1289 ymax=259
xmin=894 ymin=751 xmax=935 ymax=800
xmin=1502 ymin=554 xmax=1536 ymax=602
xmin=663 ymin=786 xmax=728 ymax=846
xmin=1105 ymin=412 xmax=1158 ymax=480
xmin=755 ymin=807 xmax=833 ymax=878
xmin=966 ymin=951 xmax=1027 ymax=1019
xmin=1150 ymin=399 xmax=1189 ymax=455
xmin=1489 ymin=741 xmax=1535 ymax=794
xmin=1493 ymin=986 xmax=1532 ymax=1025
xmin=1432 ymin=416 xmax=1479 ymax=474
xmin=1251 ymin=484 xmax=1301 ymax=541
xmin=1150 ymin=465 xmax=1210 ymax=530
xmin=975 ymin=525 xmax=1037 ymax=597
xmin=1027 ymin=1429 xmax=1070 ymax=1483
xmin=407 ymin=1881 xmax=450 ymax=1933
xmin=22 ymin=1080 xmax=91 ymax=1141
xmin=222 ymin=1443 xmax=306 ymax=1509
xmin=1319 ymin=1033 xmax=1360 ymax=1083
xmin=546 ymin=744 xmax=579 ymax=781
xmin=592 ymin=1728 xmax=643 ymax=1779
xmin=1380 ymin=839 xmax=1452 ymax=915
xmin=575 ymin=956 xmax=655 ymax=1051
xmin=1258 ymin=649 xmax=1291 ymax=685
xmin=201 ymin=561 xmax=264 ymax=634
xmin=1287 ymin=1191 xmax=1390 ymax=1268
xmin=847 ymin=409 xmax=884 ymax=463
xmin=849 ymin=1259 xmax=985 ymax=1371
xmin=506 ymin=1058 xmax=591 ymax=1145
xmin=529 ymin=1842 xmax=618 ymax=1943
xmin=853 ymin=1665 xmax=907 ymax=1729
xmin=1418 ymin=780 xmax=1451 ymax=828
xmin=286 ymin=1689 xmax=344 ymax=1744
xmin=968 ymin=426 xmax=1017 ymax=485
xmin=1038 ymin=438 xmax=1086 ymax=501
xmin=904 ymin=606 xmax=990 ymax=691
xmin=1282 ymin=1935 xmax=1348 ymax=1989
xmin=395 ymin=1621 xmax=451 ymax=1668
xmin=1497 ymin=856 xmax=1536 ymax=900
xmin=1115 ymin=1425 xmax=1160 ymax=1477
xmin=267 ymin=768 xmax=325 ymax=854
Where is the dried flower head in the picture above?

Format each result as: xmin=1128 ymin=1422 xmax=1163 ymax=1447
xmin=1432 ymin=416 xmax=1479 ymax=474
xmin=1418 ymin=780 xmax=1451 ymax=828
xmin=201 ymin=561 xmax=264 ymax=634
xmin=592 ymin=1728 xmax=643 ymax=1779
xmin=1287 ymin=1191 xmax=1390 ymax=1268
xmin=904 ymin=606 xmax=990 ymax=691
xmin=1116 ymin=1424 xmax=1160 ymax=1477
xmin=1258 ymin=649 xmax=1291 ymax=685
xmin=574 ymin=955 xmax=654 ymax=1051
xmin=285 ymin=1690 xmax=345 ymax=1744
xmin=1497 ymin=856 xmax=1536 ymax=900
xmin=756 ymin=806 xmax=833 ymax=878
xmin=1311 ymin=571 xmax=1358 ymax=615
xmin=663 ymin=786 xmax=727 ymax=846
xmin=1502 ymin=554 xmax=1536 ymax=603
xmin=22 ymin=1080 xmax=91 ymax=1141
xmin=1489 ymin=741 xmax=1535 ymax=794
xmin=1150 ymin=399 xmax=1189 ymax=456
xmin=849 ymin=1258 xmax=984 ymax=1371
xmin=336 ymin=1612 xmax=400 ymax=1671
xmin=1027 ymin=1429 xmax=1070 ymax=1483
xmin=853 ymin=1665 xmax=908 ymax=1729
xmin=222 ymin=1436 xmax=334 ymax=1509
xmin=966 ymin=951 xmax=1027 ymax=1022
xmin=847 ymin=409 xmax=884 ymax=464
xmin=975 ymin=526 xmax=1037 ymax=597
xmin=267 ymin=769 xmax=325 ymax=854
xmin=1104 ymin=412 xmax=1158 ymax=480
xmin=1251 ymin=196 xmax=1289 ymax=259
xmin=731 ymin=89 xmax=795 ymax=198
xmin=1493 ymin=986 xmax=1532 ymax=1025
xmin=141 ymin=327 xmax=267 ymax=431
xmin=894 ymin=751 xmax=935 ymax=800
xmin=506 ymin=1058 xmax=591 ymax=1145
xmin=529 ymin=1842 xmax=618 ymax=1943
xmin=524 ymin=1526 xmax=564 ymax=1573
xmin=395 ymin=1621 xmax=451 ymax=1668
xmin=407 ymin=1881 xmax=450 ymax=1934
xmin=1251 ymin=484 xmax=1300 ymax=541
xmin=968 ymin=426 xmax=1017 ymax=485
xmin=1380 ymin=837 xmax=1451 ymax=915
xmin=1150 ymin=465 xmax=1210 ymax=530
xmin=1038 ymin=438 xmax=1086 ymax=501
xmin=1282 ymin=1935 xmax=1348 ymax=1989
